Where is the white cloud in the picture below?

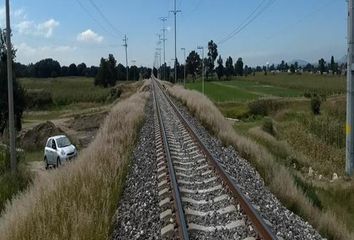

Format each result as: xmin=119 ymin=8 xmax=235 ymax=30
xmin=15 ymin=18 xmax=59 ymax=38
xmin=37 ymin=19 xmax=59 ymax=37
xmin=16 ymin=42 xmax=76 ymax=63
xmin=0 ymin=7 xmax=27 ymax=27
xmin=16 ymin=20 xmax=34 ymax=35
xmin=77 ymin=29 xmax=103 ymax=43
xmin=14 ymin=8 xmax=26 ymax=19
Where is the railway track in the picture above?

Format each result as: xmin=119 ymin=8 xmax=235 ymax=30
xmin=152 ymin=78 xmax=276 ymax=240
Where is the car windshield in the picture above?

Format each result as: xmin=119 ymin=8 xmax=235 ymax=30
xmin=56 ymin=137 xmax=71 ymax=148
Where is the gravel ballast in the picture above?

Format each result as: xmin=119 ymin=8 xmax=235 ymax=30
xmin=112 ymin=95 xmax=161 ymax=240
xmin=170 ymin=95 xmax=323 ymax=240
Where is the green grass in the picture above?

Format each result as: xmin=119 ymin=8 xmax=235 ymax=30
xmin=186 ymin=81 xmax=260 ymax=102
xmin=219 ymin=79 xmax=302 ymax=97
xmin=0 ymin=147 xmax=31 ymax=214
xmin=24 ymin=150 xmax=43 ymax=162
xmin=186 ymin=73 xmax=345 ymax=103
xmin=318 ymin=184 xmax=354 ymax=232
xmin=236 ymin=72 xmax=345 ymax=95
xmin=20 ymin=77 xmax=112 ymax=106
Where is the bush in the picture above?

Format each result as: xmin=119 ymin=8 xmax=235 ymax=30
xmin=311 ymin=95 xmax=321 ymax=115
xmin=0 ymin=145 xmax=25 ymax=174
xmin=262 ymin=117 xmax=275 ymax=136
xmin=248 ymin=98 xmax=286 ymax=116
xmin=107 ymin=87 xmax=122 ymax=101
xmin=0 ymin=168 xmax=31 ymax=213
xmin=25 ymin=89 xmax=53 ymax=109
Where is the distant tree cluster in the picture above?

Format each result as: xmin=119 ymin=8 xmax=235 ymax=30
xmin=14 ymin=59 xmax=99 ymax=78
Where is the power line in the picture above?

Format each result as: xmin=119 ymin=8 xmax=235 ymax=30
xmin=218 ymin=0 xmax=276 ymax=45
xmin=265 ymin=0 xmax=334 ymax=41
xmin=123 ymin=35 xmax=128 ymax=81
xmin=75 ymin=0 xmax=116 ymax=38
xmin=88 ymin=0 xmax=124 ymax=36
xmin=160 ymin=17 xmax=168 ymax=80
xmin=170 ymin=0 xmax=181 ymax=84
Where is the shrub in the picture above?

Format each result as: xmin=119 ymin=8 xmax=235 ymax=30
xmin=311 ymin=95 xmax=321 ymax=115
xmin=262 ymin=117 xmax=275 ymax=136
xmin=107 ymin=87 xmax=122 ymax=101
xmin=248 ymin=98 xmax=286 ymax=116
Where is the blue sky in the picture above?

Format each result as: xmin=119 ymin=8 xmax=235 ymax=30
xmin=0 ymin=0 xmax=347 ymax=67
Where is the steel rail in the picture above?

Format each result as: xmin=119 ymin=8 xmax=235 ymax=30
xmin=153 ymin=77 xmax=277 ymax=240
xmin=152 ymin=81 xmax=190 ymax=240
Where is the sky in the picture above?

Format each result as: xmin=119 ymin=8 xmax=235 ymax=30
xmin=0 ymin=0 xmax=347 ymax=67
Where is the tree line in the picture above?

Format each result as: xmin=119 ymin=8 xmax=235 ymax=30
xmin=14 ymin=59 xmax=99 ymax=78
xmin=157 ymin=39 xmax=346 ymax=83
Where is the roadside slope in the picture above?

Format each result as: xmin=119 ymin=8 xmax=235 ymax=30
xmin=0 ymin=82 xmax=149 ymax=240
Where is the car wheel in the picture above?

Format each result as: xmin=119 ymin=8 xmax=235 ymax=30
xmin=57 ymin=157 xmax=61 ymax=167
xmin=44 ymin=157 xmax=49 ymax=170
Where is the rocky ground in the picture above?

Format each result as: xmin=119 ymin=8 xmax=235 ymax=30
xmin=111 ymin=95 xmax=161 ymax=240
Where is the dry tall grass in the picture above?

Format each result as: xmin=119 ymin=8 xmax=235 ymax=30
xmin=0 ymin=82 xmax=149 ymax=240
xmin=166 ymin=83 xmax=353 ymax=240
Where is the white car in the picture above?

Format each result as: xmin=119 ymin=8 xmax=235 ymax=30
xmin=44 ymin=135 xmax=77 ymax=169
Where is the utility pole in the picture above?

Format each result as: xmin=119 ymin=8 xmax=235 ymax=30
xmin=197 ymin=46 xmax=205 ymax=94
xmin=170 ymin=0 xmax=181 ymax=84
xmin=131 ymin=60 xmax=136 ymax=80
xmin=160 ymin=17 xmax=167 ymax=81
xmin=156 ymin=48 xmax=162 ymax=78
xmin=181 ymin=47 xmax=186 ymax=87
xmin=5 ymin=0 xmax=16 ymax=173
xmin=347 ymin=0 xmax=354 ymax=175
xmin=123 ymin=34 xmax=128 ymax=81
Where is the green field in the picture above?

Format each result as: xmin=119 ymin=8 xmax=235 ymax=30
xmin=20 ymin=77 xmax=112 ymax=106
xmin=186 ymin=73 xmax=345 ymax=103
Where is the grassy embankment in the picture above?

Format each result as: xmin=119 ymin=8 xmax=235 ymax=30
xmin=0 ymin=81 xmax=149 ymax=240
xmin=0 ymin=77 xmax=134 ymax=216
xmin=178 ymin=73 xmax=353 ymax=239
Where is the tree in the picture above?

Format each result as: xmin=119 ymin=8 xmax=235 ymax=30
xmin=77 ymin=62 xmax=87 ymax=76
xmin=129 ymin=65 xmax=139 ymax=81
xmin=235 ymin=57 xmax=244 ymax=76
xmin=68 ymin=63 xmax=78 ymax=76
xmin=186 ymin=50 xmax=201 ymax=81
xmin=318 ymin=58 xmax=326 ymax=75
xmin=61 ymin=66 xmax=69 ymax=76
xmin=215 ymin=56 xmax=224 ymax=80
xmin=206 ymin=40 xmax=218 ymax=79
xmin=244 ymin=65 xmax=251 ymax=76
xmin=290 ymin=64 xmax=295 ymax=74
xmin=117 ymin=63 xmax=126 ymax=81
xmin=225 ymin=56 xmax=234 ymax=79
xmin=277 ymin=60 xmax=285 ymax=71
xmin=330 ymin=56 xmax=337 ymax=75
xmin=95 ymin=58 xmax=110 ymax=87
xmin=304 ymin=63 xmax=314 ymax=72
xmin=0 ymin=29 xmax=26 ymax=135
xmin=33 ymin=58 xmax=61 ymax=78
xmin=107 ymin=54 xmax=117 ymax=86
